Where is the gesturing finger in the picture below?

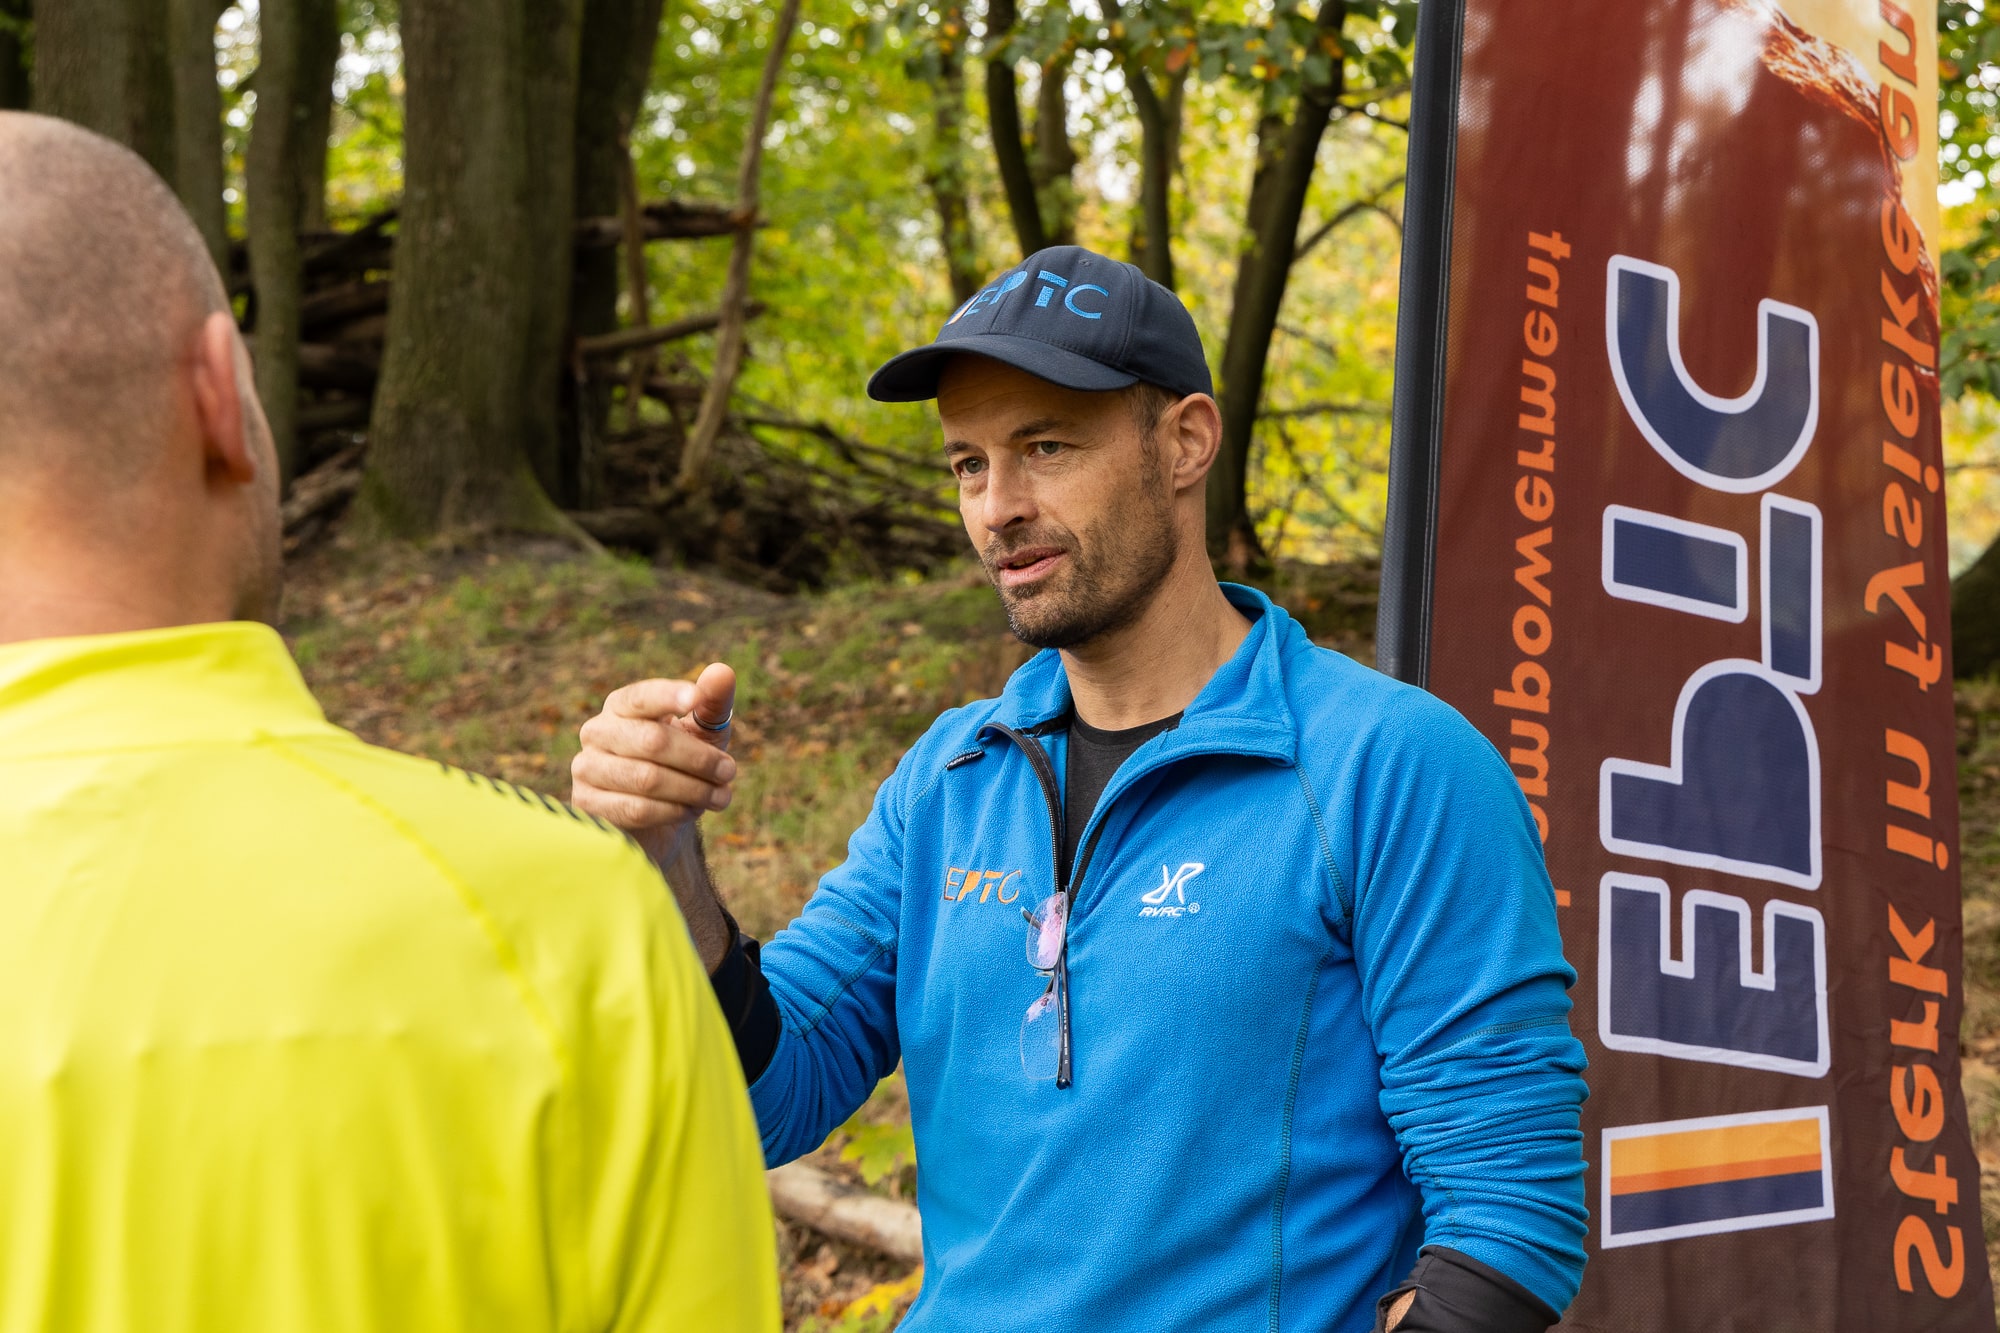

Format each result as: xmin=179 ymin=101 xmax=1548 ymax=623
xmin=603 ymin=677 xmax=701 ymax=722
xmin=580 ymin=712 xmax=738 ymax=783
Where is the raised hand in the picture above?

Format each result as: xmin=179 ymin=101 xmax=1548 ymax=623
xmin=571 ymin=662 xmax=738 ymax=871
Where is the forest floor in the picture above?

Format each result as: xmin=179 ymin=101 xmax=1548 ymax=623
xmin=280 ymin=538 xmax=2000 ymax=1326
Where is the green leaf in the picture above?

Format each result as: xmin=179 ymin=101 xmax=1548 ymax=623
xmin=836 ymin=1114 xmax=916 ymax=1186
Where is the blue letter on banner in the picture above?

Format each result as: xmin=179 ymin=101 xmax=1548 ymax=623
xmin=1606 ymin=256 xmax=1819 ymax=493
xmin=1601 ymin=505 xmax=1748 ymax=621
xmin=1761 ymin=495 xmax=1822 ymax=694
xmin=1600 ymin=661 xmax=1820 ymax=889
xmin=1599 ymin=875 xmax=1828 ymax=1076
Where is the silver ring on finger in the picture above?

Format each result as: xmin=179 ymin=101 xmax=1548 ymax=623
xmin=694 ymin=707 xmax=733 ymax=732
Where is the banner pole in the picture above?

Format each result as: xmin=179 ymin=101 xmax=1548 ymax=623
xmin=1376 ymin=0 xmax=1467 ymax=688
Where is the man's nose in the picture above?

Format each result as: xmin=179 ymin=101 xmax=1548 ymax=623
xmin=976 ymin=456 xmax=1037 ymax=533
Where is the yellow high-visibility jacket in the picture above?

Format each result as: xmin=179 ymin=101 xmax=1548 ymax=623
xmin=0 ymin=622 xmax=779 ymax=1332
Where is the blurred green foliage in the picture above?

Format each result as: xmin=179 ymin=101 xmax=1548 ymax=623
xmin=836 ymin=1113 xmax=917 ymax=1187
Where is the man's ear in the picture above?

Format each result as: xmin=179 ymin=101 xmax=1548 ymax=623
xmin=190 ymin=310 xmax=255 ymax=485
xmin=1166 ymin=393 xmax=1223 ymax=494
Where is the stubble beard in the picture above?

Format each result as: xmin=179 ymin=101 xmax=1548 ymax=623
xmin=981 ymin=474 xmax=1179 ymax=652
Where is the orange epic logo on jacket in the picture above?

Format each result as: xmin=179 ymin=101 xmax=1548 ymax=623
xmin=941 ymin=867 xmax=1024 ymax=905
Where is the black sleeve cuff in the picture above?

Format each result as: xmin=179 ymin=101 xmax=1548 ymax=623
xmin=708 ymin=912 xmax=782 ymax=1084
xmin=1374 ymin=1246 xmax=1560 ymax=1333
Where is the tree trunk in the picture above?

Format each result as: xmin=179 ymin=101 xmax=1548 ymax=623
xmin=1209 ymin=0 xmax=1351 ymax=561
xmin=1209 ymin=100 xmax=1286 ymax=555
xmin=1954 ymin=531 xmax=2000 ymax=679
xmin=566 ymin=0 xmax=668 ymax=506
xmin=33 ymin=0 xmax=173 ymax=178
xmin=1030 ymin=54 xmax=1077 ymax=247
xmin=358 ymin=0 xmax=575 ymax=538
xmin=1163 ymin=63 xmax=1186 ymax=173
xmin=169 ymin=0 xmax=227 ymax=269
xmin=1125 ymin=65 xmax=1183 ymax=289
xmin=246 ymin=0 xmax=337 ymax=483
xmin=0 ymin=0 xmax=31 ymax=111
xmin=1104 ymin=0 xmax=1183 ymax=290
xmin=927 ymin=7 xmax=981 ymax=305
xmin=297 ymin=8 xmax=341 ymax=233
xmin=983 ymin=0 xmax=1045 ymax=259
xmin=35 ymin=0 xmax=232 ymax=259
xmin=520 ymin=0 xmax=585 ymax=497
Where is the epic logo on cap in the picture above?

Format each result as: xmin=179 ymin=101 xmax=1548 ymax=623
xmin=946 ymin=268 xmax=1111 ymax=327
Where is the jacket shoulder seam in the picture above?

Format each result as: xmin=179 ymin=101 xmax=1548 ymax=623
xmin=903 ymin=762 xmax=948 ymax=822
xmin=1291 ymin=765 xmax=1352 ymax=931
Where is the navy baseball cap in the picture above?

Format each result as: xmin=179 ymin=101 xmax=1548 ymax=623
xmin=866 ymin=245 xmax=1213 ymax=402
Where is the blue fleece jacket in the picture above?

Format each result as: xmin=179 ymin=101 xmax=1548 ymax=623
xmin=750 ymin=585 xmax=1588 ymax=1331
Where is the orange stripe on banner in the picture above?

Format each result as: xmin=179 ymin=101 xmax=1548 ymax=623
xmin=1609 ymin=1152 xmax=1823 ymax=1196
xmin=1609 ymin=1118 xmax=1822 ymax=1177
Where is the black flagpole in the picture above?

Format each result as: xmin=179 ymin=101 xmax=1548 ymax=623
xmin=1376 ymin=0 xmax=1468 ymax=687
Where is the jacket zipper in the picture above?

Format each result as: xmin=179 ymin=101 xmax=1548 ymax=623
xmin=984 ymin=717 xmax=1270 ymax=1086
xmin=992 ymin=722 xmax=1068 ymax=888
xmin=989 ymin=722 xmax=1075 ymax=1086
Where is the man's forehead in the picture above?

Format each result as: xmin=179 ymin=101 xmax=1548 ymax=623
xmin=935 ymin=356 xmax=1114 ymax=430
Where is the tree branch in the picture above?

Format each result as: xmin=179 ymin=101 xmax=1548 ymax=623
xmin=1293 ymin=173 xmax=1404 ymax=261
xmin=1260 ymin=419 xmax=1382 ymax=541
xmin=676 ymin=0 xmax=804 ymax=491
xmin=1258 ymin=399 xmax=1387 ymax=421
xmin=1343 ymin=103 xmax=1408 ymax=131
xmin=738 ymin=411 xmax=956 ymax=515
xmin=1335 ymin=83 xmax=1411 ymax=132
xmin=574 ymin=300 xmax=766 ymax=360
xmin=572 ymin=197 xmax=744 ymax=248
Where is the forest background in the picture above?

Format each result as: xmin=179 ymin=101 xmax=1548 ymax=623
xmin=11 ymin=0 xmax=2000 ymax=1325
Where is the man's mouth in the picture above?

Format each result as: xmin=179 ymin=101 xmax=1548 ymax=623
xmin=993 ymin=545 xmax=1066 ymax=588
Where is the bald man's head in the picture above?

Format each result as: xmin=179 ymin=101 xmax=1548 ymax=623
xmin=0 ymin=112 xmax=231 ymax=476
xmin=0 ymin=113 xmax=282 ymax=637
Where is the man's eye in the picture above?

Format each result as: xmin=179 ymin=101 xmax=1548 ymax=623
xmin=1030 ymin=440 xmax=1063 ymax=457
xmin=955 ymin=457 xmax=986 ymax=478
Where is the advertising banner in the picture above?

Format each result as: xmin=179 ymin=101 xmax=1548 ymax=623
xmin=1378 ymin=0 xmax=1995 ymax=1327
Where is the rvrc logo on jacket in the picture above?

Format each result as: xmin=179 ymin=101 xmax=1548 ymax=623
xmin=1139 ymin=862 xmax=1204 ymax=918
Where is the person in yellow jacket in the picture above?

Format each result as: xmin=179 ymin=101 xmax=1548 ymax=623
xmin=0 ymin=113 xmax=779 ymax=1331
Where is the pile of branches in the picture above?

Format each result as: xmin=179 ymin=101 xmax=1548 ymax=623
xmin=241 ymin=204 xmax=962 ymax=589
xmin=578 ymin=404 xmax=964 ymax=592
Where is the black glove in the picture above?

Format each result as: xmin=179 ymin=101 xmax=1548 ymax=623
xmin=1374 ymin=1246 xmax=1560 ymax=1333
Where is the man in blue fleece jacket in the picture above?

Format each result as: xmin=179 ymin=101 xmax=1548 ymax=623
xmin=571 ymin=247 xmax=1588 ymax=1332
